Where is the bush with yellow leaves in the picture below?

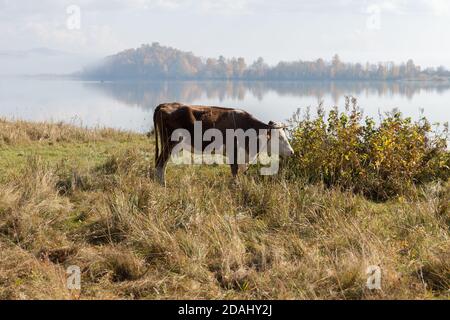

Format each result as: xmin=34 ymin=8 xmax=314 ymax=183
xmin=287 ymin=97 xmax=450 ymax=200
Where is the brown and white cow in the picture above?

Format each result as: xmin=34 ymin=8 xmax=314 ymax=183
xmin=153 ymin=102 xmax=294 ymax=185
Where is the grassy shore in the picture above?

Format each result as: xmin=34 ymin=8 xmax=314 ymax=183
xmin=0 ymin=119 xmax=448 ymax=299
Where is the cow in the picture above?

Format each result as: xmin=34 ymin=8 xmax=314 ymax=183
xmin=153 ymin=103 xmax=294 ymax=185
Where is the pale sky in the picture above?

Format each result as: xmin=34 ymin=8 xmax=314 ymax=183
xmin=1 ymin=0 xmax=450 ymax=69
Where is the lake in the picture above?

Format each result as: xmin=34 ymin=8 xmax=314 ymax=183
xmin=1 ymin=78 xmax=449 ymax=133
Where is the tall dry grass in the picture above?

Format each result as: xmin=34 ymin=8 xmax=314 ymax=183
xmin=0 ymin=118 xmax=137 ymax=146
xmin=0 ymin=120 xmax=448 ymax=299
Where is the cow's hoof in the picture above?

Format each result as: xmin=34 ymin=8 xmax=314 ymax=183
xmin=155 ymin=178 xmax=166 ymax=187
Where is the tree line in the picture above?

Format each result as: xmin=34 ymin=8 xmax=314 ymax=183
xmin=81 ymin=42 xmax=450 ymax=81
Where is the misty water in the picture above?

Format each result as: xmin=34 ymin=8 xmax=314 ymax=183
xmin=1 ymin=77 xmax=449 ymax=133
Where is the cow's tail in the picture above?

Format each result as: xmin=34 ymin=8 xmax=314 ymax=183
xmin=153 ymin=105 xmax=161 ymax=166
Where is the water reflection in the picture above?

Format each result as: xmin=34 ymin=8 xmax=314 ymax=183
xmin=1 ymin=78 xmax=448 ymax=132
xmin=85 ymin=80 xmax=450 ymax=110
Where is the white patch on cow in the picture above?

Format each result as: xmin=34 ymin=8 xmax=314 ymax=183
xmin=277 ymin=128 xmax=294 ymax=157
xmin=268 ymin=122 xmax=294 ymax=157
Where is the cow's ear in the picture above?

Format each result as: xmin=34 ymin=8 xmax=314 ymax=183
xmin=268 ymin=121 xmax=275 ymax=127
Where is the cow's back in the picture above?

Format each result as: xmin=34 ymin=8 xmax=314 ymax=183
xmin=156 ymin=103 xmax=241 ymax=130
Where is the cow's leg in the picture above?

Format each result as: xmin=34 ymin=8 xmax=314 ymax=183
xmin=229 ymin=145 xmax=250 ymax=178
xmin=230 ymin=149 xmax=250 ymax=177
xmin=155 ymin=144 xmax=172 ymax=187
xmin=156 ymin=159 xmax=168 ymax=186
xmin=230 ymin=163 xmax=239 ymax=177
xmin=155 ymin=159 xmax=166 ymax=186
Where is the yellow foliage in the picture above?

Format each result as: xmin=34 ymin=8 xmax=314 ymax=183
xmin=287 ymin=97 xmax=450 ymax=200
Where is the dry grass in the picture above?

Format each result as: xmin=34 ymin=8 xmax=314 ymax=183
xmin=0 ymin=120 xmax=448 ymax=300
xmin=0 ymin=118 xmax=136 ymax=145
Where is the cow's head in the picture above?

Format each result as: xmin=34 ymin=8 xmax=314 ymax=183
xmin=267 ymin=121 xmax=294 ymax=157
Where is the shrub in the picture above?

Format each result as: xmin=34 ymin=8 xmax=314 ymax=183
xmin=287 ymin=97 xmax=450 ymax=200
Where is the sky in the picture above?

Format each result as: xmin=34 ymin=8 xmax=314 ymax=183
xmin=1 ymin=0 xmax=450 ymax=73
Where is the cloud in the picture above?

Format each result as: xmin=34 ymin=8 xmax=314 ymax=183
xmin=22 ymin=20 xmax=123 ymax=54
xmin=0 ymin=0 xmax=439 ymax=18
xmin=119 ymin=0 xmax=252 ymax=14
xmin=424 ymin=0 xmax=450 ymax=16
xmin=1 ymin=0 xmax=449 ymax=67
xmin=362 ymin=0 xmax=450 ymax=16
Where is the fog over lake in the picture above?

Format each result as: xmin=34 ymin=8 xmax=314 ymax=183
xmin=1 ymin=78 xmax=449 ymax=133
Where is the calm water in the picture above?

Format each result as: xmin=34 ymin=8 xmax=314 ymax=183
xmin=1 ymin=78 xmax=449 ymax=133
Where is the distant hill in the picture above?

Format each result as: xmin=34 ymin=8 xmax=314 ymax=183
xmin=80 ymin=42 xmax=450 ymax=81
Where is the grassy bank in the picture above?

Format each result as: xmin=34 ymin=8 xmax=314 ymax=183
xmin=0 ymin=119 xmax=448 ymax=299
